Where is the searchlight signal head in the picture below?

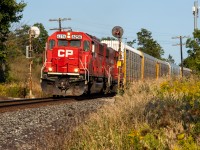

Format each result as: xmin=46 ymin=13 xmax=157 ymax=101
xmin=29 ymin=26 xmax=40 ymax=38
xmin=112 ymin=26 xmax=124 ymax=38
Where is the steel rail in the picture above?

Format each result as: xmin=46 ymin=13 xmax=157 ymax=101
xmin=0 ymin=97 xmax=58 ymax=108
xmin=0 ymin=93 xmax=115 ymax=109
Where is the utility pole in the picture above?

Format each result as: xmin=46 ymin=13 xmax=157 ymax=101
xmin=49 ymin=18 xmax=71 ymax=31
xmin=172 ymin=36 xmax=189 ymax=77
xmin=193 ymin=0 xmax=199 ymax=30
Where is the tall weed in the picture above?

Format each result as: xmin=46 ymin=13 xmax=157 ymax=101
xmin=64 ymin=77 xmax=200 ymax=149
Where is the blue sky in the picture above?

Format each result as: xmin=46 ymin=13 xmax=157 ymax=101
xmin=17 ymin=0 xmax=197 ymax=64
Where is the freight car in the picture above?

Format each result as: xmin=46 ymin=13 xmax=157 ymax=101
xmin=40 ymin=31 xmax=119 ymax=96
xmin=101 ymin=40 xmax=191 ymax=84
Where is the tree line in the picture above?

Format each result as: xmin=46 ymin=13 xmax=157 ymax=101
xmin=0 ymin=0 xmax=200 ymax=83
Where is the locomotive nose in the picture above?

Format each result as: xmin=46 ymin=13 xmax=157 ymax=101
xmin=51 ymin=48 xmax=79 ymax=73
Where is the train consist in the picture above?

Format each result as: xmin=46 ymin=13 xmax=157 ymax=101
xmin=101 ymin=41 xmax=191 ymax=83
xmin=40 ymin=30 xmax=191 ymax=96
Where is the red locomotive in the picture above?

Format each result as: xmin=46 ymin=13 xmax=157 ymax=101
xmin=41 ymin=30 xmax=119 ymax=96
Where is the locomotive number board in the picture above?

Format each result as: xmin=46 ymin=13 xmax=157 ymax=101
xmin=57 ymin=34 xmax=66 ymax=39
xmin=72 ymin=35 xmax=82 ymax=39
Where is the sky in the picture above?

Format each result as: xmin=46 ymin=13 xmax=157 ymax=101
xmin=17 ymin=0 xmax=197 ymax=64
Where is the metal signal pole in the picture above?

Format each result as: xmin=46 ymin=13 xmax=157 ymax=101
xmin=27 ymin=26 xmax=40 ymax=98
xmin=118 ymin=38 xmax=122 ymax=90
xmin=112 ymin=26 xmax=124 ymax=92
xmin=29 ymin=32 xmax=33 ymax=98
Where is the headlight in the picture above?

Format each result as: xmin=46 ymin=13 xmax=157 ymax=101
xmin=74 ymin=68 xmax=79 ymax=73
xmin=48 ymin=67 xmax=53 ymax=72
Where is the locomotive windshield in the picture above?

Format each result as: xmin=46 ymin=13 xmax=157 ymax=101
xmin=57 ymin=39 xmax=81 ymax=48
xmin=58 ymin=39 xmax=68 ymax=46
xmin=70 ymin=40 xmax=81 ymax=47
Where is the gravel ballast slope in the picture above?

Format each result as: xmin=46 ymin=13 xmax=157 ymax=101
xmin=0 ymin=98 xmax=114 ymax=150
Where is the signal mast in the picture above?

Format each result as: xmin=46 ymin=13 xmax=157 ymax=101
xmin=27 ymin=26 xmax=40 ymax=98
xmin=112 ymin=26 xmax=124 ymax=91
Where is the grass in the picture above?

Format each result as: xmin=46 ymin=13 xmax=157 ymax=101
xmin=0 ymin=55 xmax=43 ymax=98
xmin=64 ymin=77 xmax=200 ymax=150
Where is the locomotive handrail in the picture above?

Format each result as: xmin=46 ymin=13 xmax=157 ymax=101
xmin=79 ymin=58 xmax=89 ymax=83
xmin=108 ymin=66 xmax=113 ymax=87
xmin=109 ymin=67 xmax=113 ymax=84
xmin=104 ymin=66 xmax=112 ymax=87
xmin=41 ymin=46 xmax=48 ymax=79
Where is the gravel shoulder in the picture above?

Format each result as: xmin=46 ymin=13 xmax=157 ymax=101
xmin=0 ymin=98 xmax=115 ymax=150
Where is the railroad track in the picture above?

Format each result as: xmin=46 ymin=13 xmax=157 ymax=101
xmin=0 ymin=97 xmax=59 ymax=108
xmin=0 ymin=93 xmax=115 ymax=113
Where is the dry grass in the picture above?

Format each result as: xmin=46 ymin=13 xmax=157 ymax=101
xmin=64 ymin=77 xmax=200 ymax=150
xmin=64 ymin=79 xmax=162 ymax=149
xmin=0 ymin=55 xmax=43 ymax=98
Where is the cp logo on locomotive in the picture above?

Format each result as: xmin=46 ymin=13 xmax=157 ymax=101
xmin=58 ymin=49 xmax=73 ymax=57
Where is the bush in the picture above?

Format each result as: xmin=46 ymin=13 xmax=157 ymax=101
xmin=0 ymin=83 xmax=27 ymax=98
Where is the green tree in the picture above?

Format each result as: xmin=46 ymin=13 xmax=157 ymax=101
xmin=32 ymin=23 xmax=48 ymax=64
xmin=14 ymin=24 xmax=30 ymax=55
xmin=137 ymin=28 xmax=164 ymax=59
xmin=165 ymin=54 xmax=175 ymax=64
xmin=32 ymin=23 xmax=48 ymax=55
xmin=184 ymin=29 xmax=200 ymax=73
xmin=127 ymin=39 xmax=136 ymax=47
xmin=0 ymin=0 xmax=26 ymax=82
xmin=7 ymin=23 xmax=48 ymax=65
xmin=101 ymin=37 xmax=116 ymax=41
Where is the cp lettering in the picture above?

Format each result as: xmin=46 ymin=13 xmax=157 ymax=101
xmin=58 ymin=49 xmax=73 ymax=57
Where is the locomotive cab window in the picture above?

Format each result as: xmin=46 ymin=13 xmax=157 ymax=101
xmin=49 ymin=39 xmax=55 ymax=50
xmin=70 ymin=40 xmax=81 ymax=47
xmin=58 ymin=39 xmax=68 ymax=47
xmin=83 ymin=41 xmax=90 ymax=51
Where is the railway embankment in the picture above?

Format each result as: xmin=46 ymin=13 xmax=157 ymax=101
xmin=0 ymin=77 xmax=199 ymax=149
xmin=0 ymin=97 xmax=114 ymax=150
xmin=65 ymin=77 xmax=200 ymax=149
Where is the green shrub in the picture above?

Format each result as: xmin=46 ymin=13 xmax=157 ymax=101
xmin=0 ymin=83 xmax=27 ymax=98
xmin=128 ymin=125 xmax=167 ymax=149
xmin=178 ymin=135 xmax=199 ymax=150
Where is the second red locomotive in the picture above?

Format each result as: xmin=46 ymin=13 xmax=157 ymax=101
xmin=41 ymin=30 xmax=119 ymax=96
